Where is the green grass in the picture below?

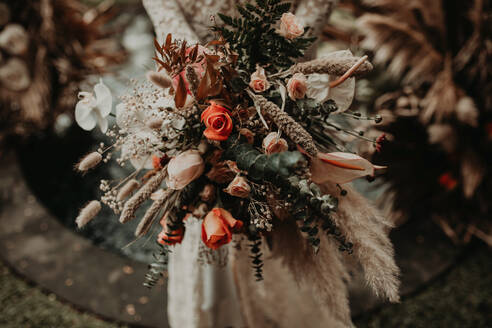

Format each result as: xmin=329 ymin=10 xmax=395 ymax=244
xmin=0 ymin=262 xmax=126 ymax=328
xmin=356 ymin=244 xmax=492 ymax=328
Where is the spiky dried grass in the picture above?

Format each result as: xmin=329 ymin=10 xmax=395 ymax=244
xmin=75 ymin=200 xmax=101 ymax=228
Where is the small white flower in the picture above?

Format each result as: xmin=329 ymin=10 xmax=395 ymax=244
xmin=75 ymin=79 xmax=112 ymax=133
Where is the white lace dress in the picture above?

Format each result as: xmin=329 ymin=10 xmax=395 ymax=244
xmin=141 ymin=1 xmax=338 ymax=327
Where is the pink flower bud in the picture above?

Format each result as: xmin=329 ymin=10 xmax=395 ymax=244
xmin=249 ymin=66 xmax=270 ymax=93
xmin=224 ymin=176 xmax=251 ymax=198
xmin=287 ymin=73 xmax=307 ymax=100
xmin=278 ymin=13 xmax=304 ymax=39
xmin=166 ymin=150 xmax=204 ymax=190
xmin=262 ymin=132 xmax=289 ymax=154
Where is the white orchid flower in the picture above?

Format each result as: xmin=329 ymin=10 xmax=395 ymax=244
xmin=75 ymin=79 xmax=112 ymax=133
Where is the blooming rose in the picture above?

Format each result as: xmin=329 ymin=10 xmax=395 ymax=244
xmin=249 ymin=66 xmax=270 ymax=93
xmin=262 ymin=132 xmax=289 ymax=154
xmin=158 ymin=214 xmax=184 ymax=246
xmin=167 ymin=150 xmax=204 ymax=190
xmin=278 ymin=13 xmax=304 ymax=39
xmin=287 ymin=73 xmax=307 ymax=100
xmin=201 ymin=208 xmax=243 ymax=249
xmin=224 ymin=176 xmax=251 ymax=198
xmin=201 ymin=102 xmax=233 ymax=141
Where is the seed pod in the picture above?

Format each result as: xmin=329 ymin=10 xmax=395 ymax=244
xmin=146 ymin=71 xmax=172 ymax=89
xmin=77 ymin=152 xmax=102 ymax=171
xmin=116 ymin=179 xmax=140 ymax=202
xmin=75 ymin=200 xmax=101 ymax=228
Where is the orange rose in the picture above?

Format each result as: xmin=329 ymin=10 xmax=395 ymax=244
xmin=201 ymin=102 xmax=233 ymax=141
xmin=158 ymin=214 xmax=184 ymax=246
xmin=201 ymin=208 xmax=243 ymax=249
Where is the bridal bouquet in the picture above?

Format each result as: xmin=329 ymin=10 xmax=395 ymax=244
xmin=74 ymin=0 xmax=397 ymax=300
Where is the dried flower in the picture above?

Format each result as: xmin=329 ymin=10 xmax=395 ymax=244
xmin=77 ymin=152 xmax=102 ymax=171
xmin=0 ymin=24 xmax=29 ymax=55
xmin=262 ymin=132 xmax=288 ymax=154
xmin=278 ymin=13 xmax=304 ymax=39
xmin=249 ymin=65 xmax=270 ymax=93
xmin=75 ymin=79 xmax=112 ymax=133
xmin=438 ymin=172 xmax=458 ymax=191
xmin=201 ymin=208 xmax=243 ymax=249
xmin=287 ymin=73 xmax=307 ymax=100
xmin=224 ymin=176 xmax=251 ymax=198
xmin=239 ymin=128 xmax=255 ymax=144
xmin=116 ymin=179 xmax=140 ymax=202
xmin=167 ymin=150 xmax=204 ymax=190
xmin=146 ymin=71 xmax=172 ymax=90
xmin=75 ymin=200 xmax=101 ymax=228
xmin=310 ymin=152 xmax=385 ymax=184
xmin=206 ymin=161 xmax=236 ymax=184
xmin=200 ymin=184 xmax=216 ymax=203
xmin=158 ymin=213 xmax=184 ymax=246
xmin=201 ymin=102 xmax=233 ymax=141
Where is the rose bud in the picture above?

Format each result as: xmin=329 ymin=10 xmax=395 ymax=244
xmin=262 ymin=132 xmax=289 ymax=154
xmin=249 ymin=65 xmax=270 ymax=93
xmin=201 ymin=208 xmax=243 ymax=250
xmin=278 ymin=13 xmax=304 ymax=39
xmin=200 ymin=184 xmax=216 ymax=203
xmin=287 ymin=73 xmax=308 ymax=100
xmin=167 ymin=150 xmax=204 ymax=190
xmin=224 ymin=176 xmax=251 ymax=198
xmin=158 ymin=213 xmax=184 ymax=246
xmin=201 ymin=101 xmax=233 ymax=141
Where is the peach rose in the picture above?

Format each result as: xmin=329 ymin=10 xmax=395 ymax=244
xmin=167 ymin=150 xmax=204 ymax=190
xmin=249 ymin=66 xmax=270 ymax=93
xmin=224 ymin=176 xmax=251 ymax=198
xmin=262 ymin=132 xmax=289 ymax=154
xmin=158 ymin=214 xmax=184 ymax=246
xmin=278 ymin=13 xmax=304 ymax=39
xmin=201 ymin=208 xmax=243 ymax=249
xmin=287 ymin=73 xmax=307 ymax=100
xmin=201 ymin=102 xmax=233 ymax=141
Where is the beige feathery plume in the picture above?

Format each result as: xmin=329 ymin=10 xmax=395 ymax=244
xmin=76 ymin=152 xmax=102 ymax=172
xmin=232 ymin=221 xmax=353 ymax=328
xmin=116 ymin=179 xmax=140 ymax=202
xmin=135 ymin=189 xmax=170 ymax=237
xmin=461 ymin=152 xmax=485 ymax=199
xmin=319 ymin=183 xmax=400 ymax=303
xmin=289 ymin=51 xmax=373 ymax=77
xmin=252 ymin=93 xmax=318 ymax=156
xmin=146 ymin=71 xmax=172 ymax=90
xmin=75 ymin=200 xmax=101 ymax=228
xmin=119 ymin=169 xmax=166 ymax=223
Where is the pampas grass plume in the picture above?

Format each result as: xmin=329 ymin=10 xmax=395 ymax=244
xmin=77 ymin=152 xmax=102 ymax=172
xmin=76 ymin=200 xmax=101 ymax=228
xmin=146 ymin=71 xmax=172 ymax=89
xmin=117 ymin=179 xmax=140 ymax=202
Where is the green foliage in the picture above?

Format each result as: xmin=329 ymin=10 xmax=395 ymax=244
xmin=248 ymin=227 xmax=264 ymax=281
xmin=224 ymin=138 xmax=306 ymax=182
xmin=144 ymin=243 xmax=169 ymax=289
xmin=213 ymin=0 xmax=316 ymax=73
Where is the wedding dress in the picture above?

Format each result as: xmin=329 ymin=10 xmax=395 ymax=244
xmin=141 ymin=1 xmax=352 ymax=327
